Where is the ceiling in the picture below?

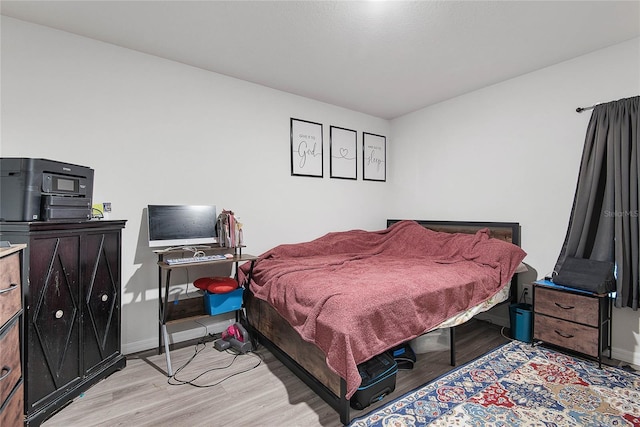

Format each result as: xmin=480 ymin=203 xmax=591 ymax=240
xmin=2 ymin=1 xmax=639 ymax=119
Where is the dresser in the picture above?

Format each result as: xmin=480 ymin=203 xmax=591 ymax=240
xmin=0 ymin=220 xmax=126 ymax=425
xmin=0 ymin=244 xmax=26 ymax=427
xmin=533 ymin=280 xmax=612 ymax=367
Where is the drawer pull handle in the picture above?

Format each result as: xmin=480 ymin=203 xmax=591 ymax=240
xmin=55 ymin=310 xmax=64 ymax=319
xmin=0 ymin=283 xmax=18 ymax=295
xmin=0 ymin=366 xmax=11 ymax=381
xmin=554 ymin=330 xmax=574 ymax=339
xmin=101 ymin=294 xmax=108 ymax=302
xmin=555 ymin=303 xmax=575 ymax=310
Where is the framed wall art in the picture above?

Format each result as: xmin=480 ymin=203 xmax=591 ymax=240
xmin=330 ymin=126 xmax=357 ymax=180
xmin=290 ymin=118 xmax=323 ymax=177
xmin=363 ymin=132 xmax=386 ymax=182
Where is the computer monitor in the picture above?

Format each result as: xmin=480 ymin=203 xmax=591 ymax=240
xmin=147 ymin=205 xmax=218 ymax=248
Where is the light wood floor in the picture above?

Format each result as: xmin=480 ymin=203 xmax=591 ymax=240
xmin=42 ymin=319 xmax=510 ymax=427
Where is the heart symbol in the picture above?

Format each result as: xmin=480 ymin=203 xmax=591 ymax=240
xmin=339 ymin=148 xmax=348 ymax=157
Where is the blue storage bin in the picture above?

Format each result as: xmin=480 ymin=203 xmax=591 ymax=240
xmin=204 ymin=288 xmax=243 ymax=315
xmin=509 ymin=303 xmax=532 ymax=343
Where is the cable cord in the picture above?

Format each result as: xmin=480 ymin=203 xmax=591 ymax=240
xmin=167 ymin=336 xmax=262 ymax=388
xmin=500 ymin=325 xmax=514 ymax=341
xmin=174 ymin=248 xmax=202 ymax=297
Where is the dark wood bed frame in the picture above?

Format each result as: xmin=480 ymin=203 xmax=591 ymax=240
xmin=243 ymin=220 xmax=521 ymax=425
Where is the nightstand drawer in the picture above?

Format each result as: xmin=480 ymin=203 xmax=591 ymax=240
xmin=0 ymin=252 xmax=22 ymax=327
xmin=0 ymin=381 xmax=23 ymax=427
xmin=534 ymin=314 xmax=599 ymax=357
xmin=0 ymin=318 xmax=22 ymax=408
xmin=534 ymin=286 xmax=598 ymax=326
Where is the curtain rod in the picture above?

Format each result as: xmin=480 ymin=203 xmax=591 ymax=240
xmin=576 ymin=100 xmax=609 ymax=113
xmin=576 ymin=104 xmax=597 ymax=113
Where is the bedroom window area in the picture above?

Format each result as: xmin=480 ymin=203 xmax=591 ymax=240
xmin=555 ymin=96 xmax=639 ymax=310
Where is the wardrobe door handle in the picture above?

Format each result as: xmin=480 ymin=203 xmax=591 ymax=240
xmin=0 ymin=366 xmax=11 ymax=381
xmin=554 ymin=330 xmax=574 ymax=339
xmin=0 ymin=283 xmax=18 ymax=294
xmin=555 ymin=303 xmax=575 ymax=310
xmin=55 ymin=310 xmax=64 ymax=319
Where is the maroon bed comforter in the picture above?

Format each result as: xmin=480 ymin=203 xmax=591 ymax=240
xmin=241 ymin=220 xmax=526 ymax=399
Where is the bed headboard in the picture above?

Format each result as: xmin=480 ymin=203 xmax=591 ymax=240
xmin=386 ymin=219 xmax=520 ymax=246
xmin=387 ymin=219 xmax=522 ymax=298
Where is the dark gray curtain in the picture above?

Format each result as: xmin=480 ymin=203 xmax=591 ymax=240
xmin=555 ymin=96 xmax=639 ymax=309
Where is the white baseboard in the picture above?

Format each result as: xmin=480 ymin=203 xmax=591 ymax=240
xmin=122 ymin=314 xmax=235 ymax=355
xmin=411 ymin=329 xmax=449 ymax=353
xmin=123 ymin=337 xmax=159 ymax=355
xmin=611 ymin=347 xmax=640 ymax=368
xmin=474 ymin=312 xmax=509 ymax=328
xmin=475 ymin=303 xmax=510 ymax=328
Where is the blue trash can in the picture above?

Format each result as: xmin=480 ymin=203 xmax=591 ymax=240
xmin=509 ymin=303 xmax=532 ymax=343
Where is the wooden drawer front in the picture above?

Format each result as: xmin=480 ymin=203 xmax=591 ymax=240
xmin=0 ymin=253 xmax=21 ymax=326
xmin=535 ymin=286 xmax=598 ymax=326
xmin=0 ymin=381 xmax=23 ymax=427
xmin=534 ymin=314 xmax=599 ymax=357
xmin=0 ymin=319 xmax=22 ymax=407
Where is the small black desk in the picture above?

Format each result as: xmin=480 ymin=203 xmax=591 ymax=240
xmin=155 ymin=249 xmax=257 ymax=376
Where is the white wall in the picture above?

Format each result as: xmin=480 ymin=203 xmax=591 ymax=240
xmin=389 ymin=37 xmax=640 ymax=365
xmin=1 ymin=17 xmax=391 ymax=353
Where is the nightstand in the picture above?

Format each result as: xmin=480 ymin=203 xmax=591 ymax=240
xmin=0 ymin=244 xmax=26 ymax=427
xmin=532 ymin=280 xmax=612 ymax=367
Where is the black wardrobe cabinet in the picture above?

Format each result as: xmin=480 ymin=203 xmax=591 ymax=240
xmin=0 ymin=220 xmax=126 ymax=426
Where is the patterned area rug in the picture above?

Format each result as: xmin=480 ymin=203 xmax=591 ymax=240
xmin=350 ymin=340 xmax=640 ymax=426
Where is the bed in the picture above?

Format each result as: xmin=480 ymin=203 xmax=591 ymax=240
xmin=239 ymin=219 xmax=525 ymax=424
